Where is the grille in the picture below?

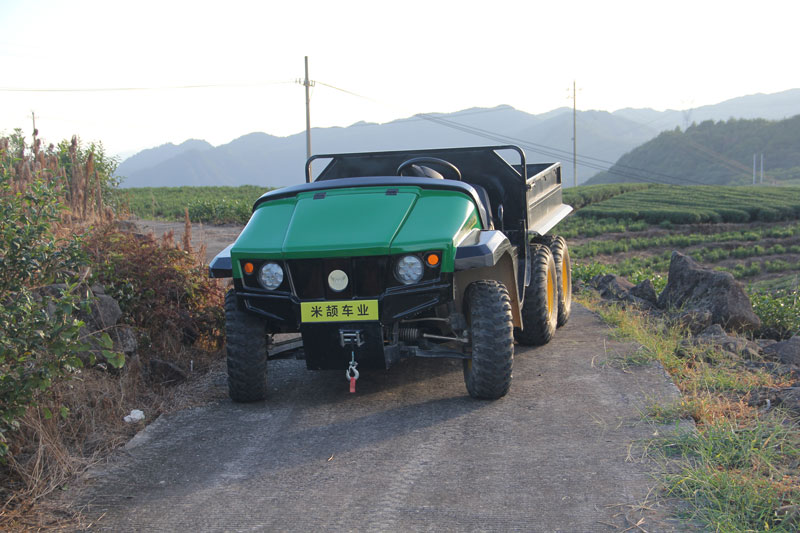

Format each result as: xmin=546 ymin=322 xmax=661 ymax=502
xmin=287 ymin=257 xmax=391 ymax=299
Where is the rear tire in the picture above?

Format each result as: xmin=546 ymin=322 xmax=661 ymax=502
xmin=514 ymin=244 xmax=558 ymax=346
xmin=463 ymin=280 xmax=514 ymax=400
xmin=225 ymin=290 xmax=269 ymax=402
xmin=540 ymin=235 xmax=572 ymax=327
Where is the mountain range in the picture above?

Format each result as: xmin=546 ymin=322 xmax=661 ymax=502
xmin=117 ymin=89 xmax=800 ymax=189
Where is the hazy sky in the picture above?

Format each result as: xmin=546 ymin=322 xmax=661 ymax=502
xmin=1 ymin=0 xmax=798 ymax=158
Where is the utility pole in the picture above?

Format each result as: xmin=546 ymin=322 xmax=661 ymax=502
xmin=572 ymin=80 xmax=577 ymax=187
xmin=753 ymin=154 xmax=756 ymax=185
xmin=760 ymin=153 xmax=764 ymax=184
xmin=304 ymin=56 xmax=312 ymax=161
xmin=31 ymin=111 xmax=37 ymax=143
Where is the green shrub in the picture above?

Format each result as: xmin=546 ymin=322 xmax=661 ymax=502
xmin=83 ymin=227 xmax=224 ymax=354
xmin=0 ymin=169 xmax=121 ymax=461
xmin=750 ymin=287 xmax=800 ymax=339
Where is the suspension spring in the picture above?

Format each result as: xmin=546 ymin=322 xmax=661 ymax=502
xmin=398 ymin=327 xmax=421 ymax=343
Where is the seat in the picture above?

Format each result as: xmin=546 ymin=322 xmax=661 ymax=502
xmin=470 ymin=184 xmax=494 ymax=230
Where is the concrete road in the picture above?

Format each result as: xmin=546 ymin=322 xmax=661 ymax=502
xmin=79 ymin=305 xmax=690 ymax=532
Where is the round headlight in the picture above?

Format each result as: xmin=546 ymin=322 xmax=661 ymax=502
xmin=258 ymin=262 xmax=284 ymax=290
xmin=395 ymin=255 xmax=424 ymax=285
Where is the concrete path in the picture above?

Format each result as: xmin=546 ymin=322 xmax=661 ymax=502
xmin=78 ymin=305 xmax=690 ymax=532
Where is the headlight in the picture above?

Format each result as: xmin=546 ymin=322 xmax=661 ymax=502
xmin=395 ymin=255 xmax=423 ymax=285
xmin=258 ymin=262 xmax=284 ymax=290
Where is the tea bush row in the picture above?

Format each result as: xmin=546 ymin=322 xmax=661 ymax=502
xmin=558 ymin=216 xmax=650 ymax=238
xmin=575 ymin=185 xmax=800 ymax=224
xmin=691 ymin=243 xmax=800 ymax=263
xmin=117 ymin=185 xmax=268 ymax=223
xmin=562 ymin=183 xmax=655 ymax=209
xmin=572 ymin=223 xmax=800 ymax=258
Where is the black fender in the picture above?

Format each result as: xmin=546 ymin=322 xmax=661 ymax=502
xmin=209 ymin=244 xmax=234 ymax=278
xmin=453 ymin=230 xmax=521 ymax=327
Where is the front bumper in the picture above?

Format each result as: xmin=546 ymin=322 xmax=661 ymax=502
xmin=237 ymin=275 xmax=454 ymax=331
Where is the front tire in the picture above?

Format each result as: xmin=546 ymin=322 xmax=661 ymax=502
xmin=463 ymin=280 xmax=514 ymax=400
xmin=225 ymin=290 xmax=269 ymax=402
xmin=514 ymin=244 xmax=558 ymax=346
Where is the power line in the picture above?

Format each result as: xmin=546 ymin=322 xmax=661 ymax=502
xmin=314 ymin=80 xmax=707 ymax=185
xmin=412 ymin=110 xmax=706 ymax=185
xmin=0 ymin=81 xmax=294 ymax=92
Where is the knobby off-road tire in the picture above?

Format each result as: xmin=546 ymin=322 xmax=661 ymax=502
xmin=514 ymin=244 xmax=558 ymax=346
xmin=463 ymin=280 xmax=514 ymax=400
xmin=535 ymin=235 xmax=572 ymax=327
xmin=225 ymin=289 xmax=269 ymax=402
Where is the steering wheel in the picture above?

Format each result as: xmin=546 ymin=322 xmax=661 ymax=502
xmin=397 ymin=157 xmax=462 ymax=181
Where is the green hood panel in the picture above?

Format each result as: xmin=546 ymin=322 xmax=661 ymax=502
xmin=283 ymin=188 xmax=416 ymax=257
xmin=231 ymin=186 xmax=480 ymax=274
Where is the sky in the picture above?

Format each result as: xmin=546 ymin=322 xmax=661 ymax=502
xmin=1 ymin=0 xmax=798 ymax=159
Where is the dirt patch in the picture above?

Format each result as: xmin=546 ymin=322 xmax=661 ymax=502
xmin=130 ymin=218 xmax=244 ymax=264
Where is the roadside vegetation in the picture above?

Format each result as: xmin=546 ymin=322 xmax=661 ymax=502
xmin=0 ymin=131 xmax=225 ymax=529
xmin=116 ymin=185 xmax=267 ymax=224
xmin=569 ymin=182 xmax=799 ymax=530
xmin=579 ymin=296 xmax=799 ymax=531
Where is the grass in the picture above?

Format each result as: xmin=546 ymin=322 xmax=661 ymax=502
xmin=578 ymin=293 xmax=800 ymax=531
xmin=657 ymin=419 xmax=800 ymax=532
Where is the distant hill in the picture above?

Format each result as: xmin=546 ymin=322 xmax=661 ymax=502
xmin=613 ymin=89 xmax=800 ymax=132
xmin=117 ymin=89 xmax=800 ymax=189
xmin=586 ymin=115 xmax=800 ymax=186
xmin=117 ymin=139 xmax=213 ymax=177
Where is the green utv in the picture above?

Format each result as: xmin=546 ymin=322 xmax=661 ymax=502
xmin=209 ymin=145 xmax=573 ymax=400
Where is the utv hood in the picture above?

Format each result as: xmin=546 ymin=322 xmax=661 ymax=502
xmin=231 ymin=185 xmax=480 ymax=271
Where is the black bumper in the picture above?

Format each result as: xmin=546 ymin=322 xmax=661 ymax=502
xmin=237 ymin=275 xmax=453 ymax=331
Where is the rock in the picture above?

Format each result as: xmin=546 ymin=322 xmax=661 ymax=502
xmin=762 ymin=336 xmax=800 ymax=366
xmin=572 ymin=279 xmax=586 ymax=293
xmin=91 ymin=293 xmax=123 ymax=329
xmin=149 ymin=358 xmax=188 ymax=385
xmin=589 ymin=275 xmax=659 ymax=310
xmin=591 ymin=274 xmax=634 ymax=300
xmin=698 ymin=324 xmax=727 ymax=337
xmin=689 ymin=324 xmax=763 ymax=359
xmin=657 ymin=252 xmax=761 ymax=332
xmin=756 ymin=339 xmax=778 ymax=350
xmin=91 ymin=283 xmax=106 ymax=295
xmin=630 ymin=279 xmax=658 ymax=305
xmin=776 ymin=387 xmax=800 ymax=414
xmin=112 ymin=325 xmax=138 ymax=355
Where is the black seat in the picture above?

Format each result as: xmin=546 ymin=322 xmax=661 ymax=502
xmin=470 ymin=184 xmax=494 ymax=230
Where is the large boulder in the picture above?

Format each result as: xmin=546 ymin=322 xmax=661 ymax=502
xmin=657 ymin=252 xmax=761 ymax=332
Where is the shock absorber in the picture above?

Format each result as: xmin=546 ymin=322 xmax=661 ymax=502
xmin=398 ymin=327 xmax=421 ymax=343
